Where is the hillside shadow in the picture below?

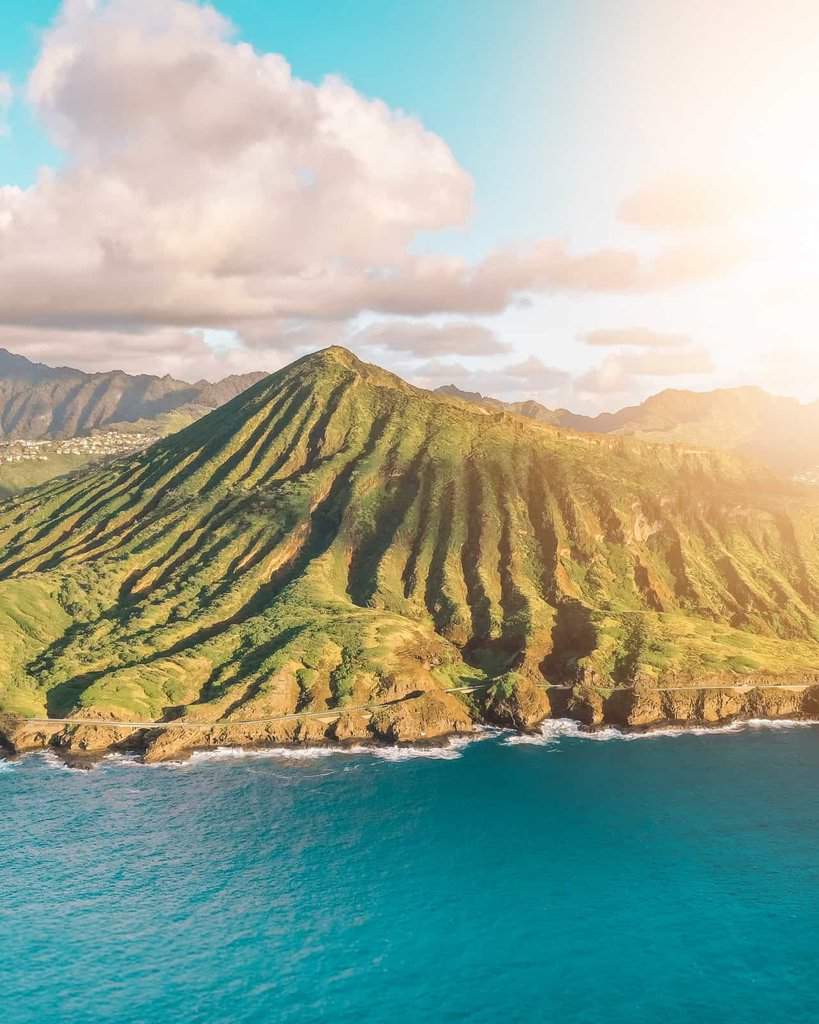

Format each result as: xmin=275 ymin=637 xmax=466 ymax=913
xmin=540 ymin=600 xmax=597 ymax=683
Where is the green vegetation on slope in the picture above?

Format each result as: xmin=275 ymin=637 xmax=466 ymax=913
xmin=1 ymin=346 xmax=819 ymax=735
xmin=439 ymin=382 xmax=819 ymax=478
xmin=0 ymin=451 xmax=96 ymax=499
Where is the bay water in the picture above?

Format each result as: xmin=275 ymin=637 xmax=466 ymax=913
xmin=2 ymin=722 xmax=819 ymax=1023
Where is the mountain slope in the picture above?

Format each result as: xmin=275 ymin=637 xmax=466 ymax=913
xmin=438 ymin=382 xmax=819 ymax=477
xmin=2 ymin=347 xmax=819 ymax=759
xmin=0 ymin=347 xmax=265 ymax=440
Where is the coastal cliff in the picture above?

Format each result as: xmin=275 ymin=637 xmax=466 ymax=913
xmin=3 ymin=678 xmax=818 ymax=763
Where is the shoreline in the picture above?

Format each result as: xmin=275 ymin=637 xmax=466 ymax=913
xmin=2 ymin=710 xmax=818 ymax=770
xmin=4 ymin=674 xmax=819 ymax=767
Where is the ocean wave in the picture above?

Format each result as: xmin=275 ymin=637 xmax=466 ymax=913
xmin=38 ymin=750 xmax=76 ymax=771
xmin=102 ymin=752 xmax=142 ymax=767
xmin=147 ymin=730 xmax=493 ymax=768
xmin=504 ymin=717 xmax=819 ymax=746
xmin=744 ymin=718 xmax=818 ymax=730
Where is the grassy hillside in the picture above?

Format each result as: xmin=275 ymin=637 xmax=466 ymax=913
xmin=1 ymin=347 xmax=819 ymax=750
xmin=0 ymin=451 xmax=95 ymax=499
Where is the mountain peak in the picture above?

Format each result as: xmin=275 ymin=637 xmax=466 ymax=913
xmin=290 ymin=345 xmax=365 ymax=373
xmin=316 ymin=344 xmax=359 ymax=365
xmin=285 ymin=345 xmax=414 ymax=394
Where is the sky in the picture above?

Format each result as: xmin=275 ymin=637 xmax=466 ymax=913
xmin=1 ymin=0 xmax=818 ymax=411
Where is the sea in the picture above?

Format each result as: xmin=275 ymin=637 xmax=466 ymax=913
xmin=2 ymin=720 xmax=819 ymax=1024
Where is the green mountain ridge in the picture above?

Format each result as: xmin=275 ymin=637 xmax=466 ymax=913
xmin=2 ymin=346 xmax=819 ymax=760
xmin=437 ymin=383 xmax=819 ymax=476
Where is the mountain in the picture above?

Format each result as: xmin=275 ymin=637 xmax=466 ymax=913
xmin=436 ymin=384 xmax=564 ymax=424
xmin=0 ymin=348 xmax=265 ymax=497
xmin=0 ymin=347 xmax=265 ymax=440
xmin=436 ymin=383 xmax=819 ymax=477
xmin=2 ymin=346 xmax=819 ymax=762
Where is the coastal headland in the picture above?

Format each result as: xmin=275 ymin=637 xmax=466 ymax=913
xmin=3 ymin=347 xmax=819 ymax=764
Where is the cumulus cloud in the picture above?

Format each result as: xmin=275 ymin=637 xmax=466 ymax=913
xmin=619 ymin=174 xmax=765 ymax=230
xmin=328 ymin=237 xmax=747 ymax=320
xmin=581 ymin=327 xmax=691 ymax=349
xmin=0 ymin=0 xmax=748 ymax=374
xmin=576 ymin=346 xmax=714 ymax=395
xmin=0 ymin=75 xmax=12 ymax=135
xmin=348 ymin=320 xmax=509 ymax=357
xmin=0 ymin=0 xmax=471 ymax=332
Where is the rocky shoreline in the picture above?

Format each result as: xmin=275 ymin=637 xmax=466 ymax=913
xmin=2 ymin=679 xmax=819 ymax=767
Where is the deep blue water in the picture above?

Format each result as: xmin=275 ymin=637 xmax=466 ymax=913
xmin=2 ymin=721 xmax=819 ymax=1023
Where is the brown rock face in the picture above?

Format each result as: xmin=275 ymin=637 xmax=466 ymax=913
xmin=565 ymin=686 xmax=606 ymax=725
xmin=604 ymin=686 xmax=663 ymax=726
xmin=141 ymin=720 xmax=305 ymax=762
xmin=800 ymin=685 xmax=819 ymax=716
xmin=601 ymin=683 xmax=814 ymax=728
xmin=369 ymin=693 xmax=473 ymax=742
xmin=0 ymin=719 xmax=62 ymax=754
xmin=330 ymin=712 xmax=372 ymax=742
xmin=484 ymin=676 xmax=551 ymax=730
xmin=293 ymin=717 xmax=331 ymax=743
xmin=53 ymin=723 xmax=142 ymax=754
xmin=744 ymin=687 xmax=806 ymax=718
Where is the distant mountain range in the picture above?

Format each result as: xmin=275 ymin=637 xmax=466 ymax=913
xmin=2 ymin=347 xmax=819 ymax=762
xmin=0 ymin=348 xmax=265 ymax=496
xmin=436 ymin=383 xmax=819 ymax=478
xmin=0 ymin=347 xmax=265 ymax=440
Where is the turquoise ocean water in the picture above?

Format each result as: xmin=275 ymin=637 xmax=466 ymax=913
xmin=2 ymin=721 xmax=819 ymax=1023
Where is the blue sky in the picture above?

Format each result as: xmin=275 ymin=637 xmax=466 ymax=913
xmin=1 ymin=0 xmax=600 ymax=245
xmin=1 ymin=0 xmax=817 ymax=407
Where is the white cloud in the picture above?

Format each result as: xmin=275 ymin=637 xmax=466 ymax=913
xmin=619 ymin=174 xmax=766 ymax=230
xmin=348 ymin=319 xmax=509 ymax=357
xmin=581 ymin=327 xmax=691 ymax=349
xmin=1 ymin=0 xmax=471 ymax=332
xmin=576 ymin=346 xmax=714 ymax=395
xmin=0 ymin=0 xmax=749 ymax=376
xmin=414 ymin=354 xmax=571 ymax=397
xmin=0 ymin=324 xmax=280 ymax=380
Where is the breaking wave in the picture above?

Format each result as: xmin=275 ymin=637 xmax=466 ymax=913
xmin=505 ymin=717 xmax=819 ymax=746
xmin=118 ymin=729 xmax=501 ymax=768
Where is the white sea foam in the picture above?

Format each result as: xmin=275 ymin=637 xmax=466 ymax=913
xmin=102 ymin=752 xmax=142 ymax=768
xmin=149 ymin=730 xmax=492 ymax=768
xmin=27 ymin=719 xmax=813 ymax=771
xmin=39 ymin=750 xmax=75 ymax=771
xmin=505 ymin=717 xmax=819 ymax=746
xmin=744 ymin=718 xmax=817 ymax=730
